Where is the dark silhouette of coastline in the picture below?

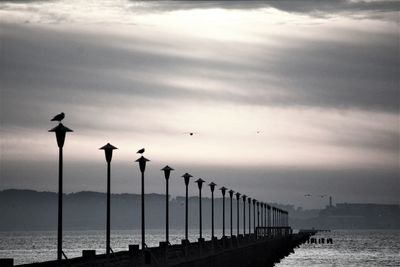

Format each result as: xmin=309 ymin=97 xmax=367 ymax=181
xmin=1 ymin=189 xmax=398 ymax=231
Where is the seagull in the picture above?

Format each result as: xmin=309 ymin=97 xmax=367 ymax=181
xmin=137 ymin=148 xmax=145 ymax=154
xmin=51 ymin=112 xmax=65 ymax=122
xmin=184 ymin=132 xmax=197 ymax=136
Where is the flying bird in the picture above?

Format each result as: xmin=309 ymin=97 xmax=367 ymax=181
xmin=184 ymin=132 xmax=198 ymax=136
xmin=304 ymin=194 xmax=311 ymax=197
xmin=137 ymin=148 xmax=145 ymax=154
xmin=51 ymin=112 xmax=65 ymax=122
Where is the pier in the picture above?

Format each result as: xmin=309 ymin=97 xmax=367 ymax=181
xmin=1 ymin=228 xmax=315 ymax=267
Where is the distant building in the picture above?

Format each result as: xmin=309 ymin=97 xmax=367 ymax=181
xmin=319 ymin=203 xmax=400 ymax=229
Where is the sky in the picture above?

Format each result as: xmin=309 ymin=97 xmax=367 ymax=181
xmin=0 ymin=0 xmax=399 ymax=209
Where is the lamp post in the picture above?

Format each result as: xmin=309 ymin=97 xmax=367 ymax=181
xmin=278 ymin=209 xmax=281 ymax=235
xmin=286 ymin=211 xmax=289 ymax=227
xmin=136 ymin=155 xmax=150 ymax=250
xmin=220 ymin=187 xmax=227 ymax=237
xmin=272 ymin=207 xmax=276 ymax=235
xmin=209 ymin=182 xmax=216 ymax=239
xmin=279 ymin=208 xmax=281 ymax=234
xmin=248 ymin=198 xmax=251 ymax=235
xmin=99 ymin=143 xmax=117 ymax=255
xmin=242 ymin=195 xmax=246 ymax=235
xmin=252 ymin=199 xmax=256 ymax=234
xmin=49 ymin=122 xmax=73 ymax=262
xmin=182 ymin=173 xmax=192 ymax=241
xmin=257 ymin=202 xmax=260 ymax=227
xmin=161 ymin=165 xmax=174 ymax=243
xmin=229 ymin=190 xmax=234 ymax=237
xmin=235 ymin=192 xmax=241 ymax=236
xmin=267 ymin=204 xmax=270 ymax=236
xmin=264 ymin=203 xmax=267 ymax=228
xmin=195 ymin=178 xmax=205 ymax=240
xmin=261 ymin=203 xmax=264 ymax=227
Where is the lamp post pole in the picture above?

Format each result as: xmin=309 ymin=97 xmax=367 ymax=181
xmin=278 ymin=208 xmax=281 ymax=234
xmin=248 ymin=198 xmax=251 ymax=235
xmin=161 ymin=166 xmax=174 ymax=243
xmin=257 ymin=202 xmax=260 ymax=228
xmin=99 ymin=143 xmax=117 ymax=255
xmin=235 ymin=192 xmax=241 ymax=236
xmin=220 ymin=187 xmax=227 ymax=237
xmin=267 ymin=205 xmax=271 ymax=236
xmin=242 ymin=195 xmax=247 ymax=235
xmin=195 ymin=178 xmax=205 ymax=240
xmin=252 ymin=199 xmax=256 ymax=234
xmin=261 ymin=203 xmax=264 ymax=227
xmin=209 ymin=182 xmax=216 ymax=239
xmin=49 ymin=122 xmax=73 ymax=262
xmin=229 ymin=190 xmax=234 ymax=237
xmin=136 ymin=156 xmax=150 ymax=250
xmin=264 ymin=204 xmax=267 ymax=228
xmin=182 ymin=173 xmax=192 ymax=241
xmin=273 ymin=207 xmax=276 ymax=235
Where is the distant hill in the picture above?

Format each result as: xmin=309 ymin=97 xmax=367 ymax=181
xmin=1 ymin=190 xmax=397 ymax=231
xmin=0 ymin=189 xmax=307 ymax=231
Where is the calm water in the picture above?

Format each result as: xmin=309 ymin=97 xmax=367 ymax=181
xmin=1 ymin=230 xmax=399 ymax=266
xmin=276 ymin=230 xmax=400 ymax=267
xmin=0 ymin=229 xmax=220 ymax=265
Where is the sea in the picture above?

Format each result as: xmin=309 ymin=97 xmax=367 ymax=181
xmin=0 ymin=229 xmax=399 ymax=266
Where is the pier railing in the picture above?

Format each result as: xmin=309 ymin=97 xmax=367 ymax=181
xmin=0 ymin=229 xmax=314 ymax=267
xmin=255 ymin=226 xmax=293 ymax=238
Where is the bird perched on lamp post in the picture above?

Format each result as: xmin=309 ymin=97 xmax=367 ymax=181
xmin=51 ymin=112 xmax=65 ymax=122
xmin=137 ymin=148 xmax=145 ymax=154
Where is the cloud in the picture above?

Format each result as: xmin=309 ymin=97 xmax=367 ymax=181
xmin=0 ymin=1 xmax=398 ymax=204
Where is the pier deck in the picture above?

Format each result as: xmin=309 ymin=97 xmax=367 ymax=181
xmin=2 ymin=228 xmax=316 ymax=267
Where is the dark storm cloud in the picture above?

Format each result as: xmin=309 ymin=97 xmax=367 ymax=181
xmin=1 ymin=19 xmax=398 ymax=127
xmin=124 ymin=0 xmax=400 ymax=16
xmin=2 ymin=0 xmax=399 ymax=15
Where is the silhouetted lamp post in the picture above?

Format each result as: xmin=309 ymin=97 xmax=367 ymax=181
xmin=49 ymin=123 xmax=73 ymax=262
xmin=267 ymin=205 xmax=271 ymax=236
xmin=285 ymin=211 xmax=288 ymax=227
xmin=262 ymin=203 xmax=266 ymax=235
xmin=272 ymin=207 xmax=276 ymax=235
xmin=261 ymin=203 xmax=264 ymax=227
xmin=209 ymin=182 xmax=216 ymax=239
xmin=252 ymin=199 xmax=256 ymax=234
xmin=257 ymin=202 xmax=260 ymax=227
xmin=280 ymin=209 xmax=282 ymax=228
xmin=264 ymin=203 xmax=267 ymax=228
xmin=195 ymin=178 xmax=205 ymax=240
xmin=242 ymin=195 xmax=247 ymax=235
xmin=136 ymin=155 xmax=150 ymax=249
xmin=229 ymin=190 xmax=234 ymax=237
xmin=161 ymin=165 xmax=174 ymax=243
xmin=220 ymin=186 xmax=227 ymax=237
xmin=99 ymin=143 xmax=117 ymax=255
xmin=235 ymin=192 xmax=241 ymax=236
xmin=248 ymin=198 xmax=251 ymax=235
xmin=182 ymin=173 xmax=192 ymax=241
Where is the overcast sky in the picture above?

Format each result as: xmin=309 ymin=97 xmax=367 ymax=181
xmin=0 ymin=0 xmax=399 ymax=208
